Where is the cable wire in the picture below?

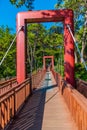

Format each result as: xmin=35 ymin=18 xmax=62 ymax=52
xmin=66 ymin=24 xmax=87 ymax=71
xmin=0 ymin=26 xmax=23 ymax=66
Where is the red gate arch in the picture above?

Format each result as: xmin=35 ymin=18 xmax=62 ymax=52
xmin=16 ymin=9 xmax=75 ymax=86
xmin=43 ymin=56 xmax=54 ymax=70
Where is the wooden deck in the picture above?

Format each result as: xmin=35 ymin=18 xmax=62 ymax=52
xmin=7 ymin=72 xmax=78 ymax=130
xmin=42 ymin=87 xmax=78 ymax=130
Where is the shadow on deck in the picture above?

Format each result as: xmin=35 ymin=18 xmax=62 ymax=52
xmin=7 ymin=84 xmax=58 ymax=130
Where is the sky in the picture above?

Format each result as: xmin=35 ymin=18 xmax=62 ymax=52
xmin=0 ymin=0 xmax=58 ymax=33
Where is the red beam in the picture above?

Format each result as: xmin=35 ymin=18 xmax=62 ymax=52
xmin=16 ymin=9 xmax=75 ymax=86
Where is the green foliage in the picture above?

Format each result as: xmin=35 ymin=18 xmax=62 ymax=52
xmin=1 ymin=0 xmax=87 ymax=81
xmin=10 ymin=0 xmax=34 ymax=10
xmin=0 ymin=26 xmax=16 ymax=79
xmin=75 ymin=63 xmax=87 ymax=81
xmin=55 ymin=0 xmax=87 ymax=66
xmin=55 ymin=64 xmax=64 ymax=76
xmin=55 ymin=0 xmax=85 ymax=32
xmin=26 ymin=23 xmax=63 ymax=73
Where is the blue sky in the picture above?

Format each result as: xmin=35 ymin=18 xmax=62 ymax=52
xmin=0 ymin=0 xmax=58 ymax=33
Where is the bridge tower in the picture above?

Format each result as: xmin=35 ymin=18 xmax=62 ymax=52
xmin=16 ymin=9 xmax=75 ymax=86
xmin=43 ymin=56 xmax=54 ymax=71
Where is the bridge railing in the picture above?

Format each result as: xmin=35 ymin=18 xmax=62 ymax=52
xmin=51 ymin=69 xmax=62 ymax=88
xmin=52 ymin=70 xmax=87 ymax=130
xmin=0 ymin=78 xmax=30 ymax=129
xmin=32 ymin=69 xmax=46 ymax=89
xmin=75 ymin=78 xmax=87 ymax=98
xmin=0 ymin=78 xmax=17 ymax=94
xmin=60 ymin=81 xmax=87 ymax=130
xmin=0 ymin=69 xmax=45 ymax=129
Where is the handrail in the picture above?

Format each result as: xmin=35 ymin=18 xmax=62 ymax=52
xmin=0 ymin=69 xmax=46 ymax=129
xmin=52 ymin=71 xmax=87 ymax=130
xmin=0 ymin=77 xmax=17 ymax=86
xmin=51 ymin=69 xmax=62 ymax=88
xmin=0 ymin=78 xmax=29 ymax=98
xmin=0 ymin=77 xmax=30 ymax=128
xmin=0 ymin=77 xmax=17 ymax=94
xmin=75 ymin=78 xmax=87 ymax=98
xmin=60 ymin=79 xmax=87 ymax=130
xmin=76 ymin=78 xmax=87 ymax=85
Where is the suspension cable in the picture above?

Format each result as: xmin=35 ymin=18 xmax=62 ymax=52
xmin=0 ymin=26 xmax=23 ymax=66
xmin=66 ymin=24 xmax=87 ymax=71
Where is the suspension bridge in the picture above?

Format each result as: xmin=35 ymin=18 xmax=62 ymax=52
xmin=0 ymin=9 xmax=87 ymax=130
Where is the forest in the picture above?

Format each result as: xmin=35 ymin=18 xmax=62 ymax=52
xmin=0 ymin=0 xmax=87 ymax=80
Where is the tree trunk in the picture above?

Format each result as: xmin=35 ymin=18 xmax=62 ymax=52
xmin=75 ymin=51 xmax=78 ymax=63
xmin=80 ymin=10 xmax=87 ymax=62
xmin=81 ymin=41 xmax=86 ymax=63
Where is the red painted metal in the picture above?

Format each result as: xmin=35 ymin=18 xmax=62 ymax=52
xmin=43 ymin=56 xmax=54 ymax=70
xmin=64 ymin=13 xmax=74 ymax=86
xmin=16 ymin=9 xmax=75 ymax=86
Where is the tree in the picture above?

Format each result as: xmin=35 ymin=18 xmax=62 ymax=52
xmin=26 ymin=23 xmax=63 ymax=72
xmin=0 ymin=26 xmax=16 ymax=79
xmin=27 ymin=23 xmax=47 ymax=72
xmin=55 ymin=0 xmax=87 ymax=63
xmin=10 ymin=0 xmax=34 ymax=10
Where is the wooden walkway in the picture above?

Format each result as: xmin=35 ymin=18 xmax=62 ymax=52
xmin=7 ymin=72 xmax=78 ymax=130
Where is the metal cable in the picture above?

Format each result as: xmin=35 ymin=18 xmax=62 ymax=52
xmin=0 ymin=26 xmax=23 ymax=66
xmin=66 ymin=24 xmax=87 ymax=71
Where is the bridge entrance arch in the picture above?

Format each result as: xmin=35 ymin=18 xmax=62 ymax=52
xmin=43 ymin=56 xmax=54 ymax=71
xmin=17 ymin=9 xmax=75 ymax=86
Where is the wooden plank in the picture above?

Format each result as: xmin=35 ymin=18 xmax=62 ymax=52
xmin=42 ymin=87 xmax=78 ymax=130
xmin=7 ymin=72 xmax=78 ymax=130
